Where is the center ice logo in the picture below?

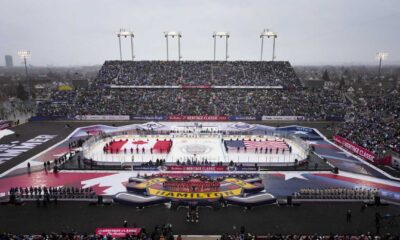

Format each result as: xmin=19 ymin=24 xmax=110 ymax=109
xmin=230 ymin=122 xmax=254 ymax=130
xmin=180 ymin=144 xmax=212 ymax=155
xmin=139 ymin=121 xmax=165 ymax=130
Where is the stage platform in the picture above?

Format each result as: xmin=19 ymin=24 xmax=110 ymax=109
xmin=114 ymin=174 xmax=275 ymax=207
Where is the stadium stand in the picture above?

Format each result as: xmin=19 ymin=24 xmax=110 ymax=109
xmin=336 ymin=91 xmax=400 ymax=156
xmin=95 ymin=61 xmax=300 ymax=87
xmin=36 ymin=61 xmax=349 ymax=120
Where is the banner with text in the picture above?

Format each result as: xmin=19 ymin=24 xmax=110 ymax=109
xmin=130 ymin=116 xmax=166 ymax=121
xmin=166 ymin=165 xmax=227 ymax=171
xmin=167 ymin=115 xmax=229 ymax=121
xmin=30 ymin=116 xmax=68 ymax=121
xmin=0 ymin=135 xmax=57 ymax=164
xmin=229 ymin=116 xmax=260 ymax=121
xmin=95 ymin=228 xmax=141 ymax=238
xmin=262 ymin=116 xmax=305 ymax=121
xmin=333 ymin=135 xmax=377 ymax=163
xmin=75 ymin=115 xmax=130 ymax=121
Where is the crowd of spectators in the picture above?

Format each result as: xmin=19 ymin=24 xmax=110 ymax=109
xmin=37 ymin=88 xmax=347 ymax=120
xmin=293 ymin=188 xmax=379 ymax=200
xmin=336 ymin=91 xmax=400 ymax=156
xmin=96 ymin=61 xmax=300 ymax=87
xmin=0 ymin=98 xmax=34 ymax=123
xmin=35 ymin=61 xmax=350 ymax=120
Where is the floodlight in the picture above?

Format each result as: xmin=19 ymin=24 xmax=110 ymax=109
xmin=213 ymin=32 xmax=230 ymax=37
xmin=213 ymin=31 xmax=230 ymax=61
xmin=376 ymin=52 xmax=388 ymax=60
xmin=376 ymin=52 xmax=389 ymax=78
xmin=18 ymin=50 xmax=31 ymax=99
xmin=260 ymin=29 xmax=278 ymax=61
xmin=165 ymin=31 xmax=182 ymax=37
xmin=117 ymin=29 xmax=135 ymax=61
xmin=164 ymin=31 xmax=182 ymax=61
xmin=18 ymin=50 xmax=31 ymax=58
xmin=260 ymin=29 xmax=277 ymax=38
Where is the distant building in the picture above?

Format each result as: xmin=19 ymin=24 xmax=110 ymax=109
xmin=5 ymin=55 xmax=13 ymax=67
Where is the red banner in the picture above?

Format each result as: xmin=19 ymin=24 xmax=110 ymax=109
xmin=166 ymin=165 xmax=227 ymax=171
xmin=96 ymin=228 xmax=141 ymax=238
xmin=168 ymin=115 xmax=229 ymax=121
xmin=333 ymin=135 xmax=376 ymax=162
xmin=334 ymin=136 xmax=392 ymax=166
xmin=376 ymin=155 xmax=392 ymax=165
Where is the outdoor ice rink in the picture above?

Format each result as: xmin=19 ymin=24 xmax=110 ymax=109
xmin=83 ymin=134 xmax=308 ymax=166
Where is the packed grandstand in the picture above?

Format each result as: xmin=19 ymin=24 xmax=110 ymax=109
xmin=37 ymin=61 xmax=346 ymax=119
xmin=35 ymin=60 xmax=399 ymax=161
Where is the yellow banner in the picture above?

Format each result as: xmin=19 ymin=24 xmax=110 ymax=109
xmin=135 ymin=178 xmax=167 ymax=189
xmin=224 ymin=178 xmax=256 ymax=189
xmin=58 ymin=85 xmax=73 ymax=91
xmin=148 ymin=187 xmax=242 ymax=199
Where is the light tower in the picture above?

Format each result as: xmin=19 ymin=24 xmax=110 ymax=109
xmin=117 ymin=29 xmax=135 ymax=61
xmin=17 ymin=50 xmax=31 ymax=99
xmin=376 ymin=52 xmax=388 ymax=78
xmin=212 ymin=32 xmax=230 ymax=61
xmin=260 ymin=29 xmax=278 ymax=61
xmin=164 ymin=31 xmax=182 ymax=61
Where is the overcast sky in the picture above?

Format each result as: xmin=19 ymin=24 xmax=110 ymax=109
xmin=0 ymin=0 xmax=399 ymax=66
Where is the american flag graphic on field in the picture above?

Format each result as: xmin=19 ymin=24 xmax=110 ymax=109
xmin=224 ymin=140 xmax=246 ymax=149
xmin=225 ymin=140 xmax=289 ymax=150
xmin=244 ymin=140 xmax=288 ymax=150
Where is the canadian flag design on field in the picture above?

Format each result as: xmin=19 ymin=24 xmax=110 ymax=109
xmin=105 ymin=139 xmax=172 ymax=153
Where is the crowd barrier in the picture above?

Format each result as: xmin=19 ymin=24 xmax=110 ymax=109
xmin=30 ymin=114 xmax=340 ymax=122
xmin=29 ymin=116 xmax=69 ymax=121
xmin=167 ymin=115 xmax=229 ymax=121
xmin=262 ymin=116 xmax=304 ymax=121
xmin=75 ymin=115 xmax=130 ymax=121
xmin=229 ymin=116 xmax=261 ymax=121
